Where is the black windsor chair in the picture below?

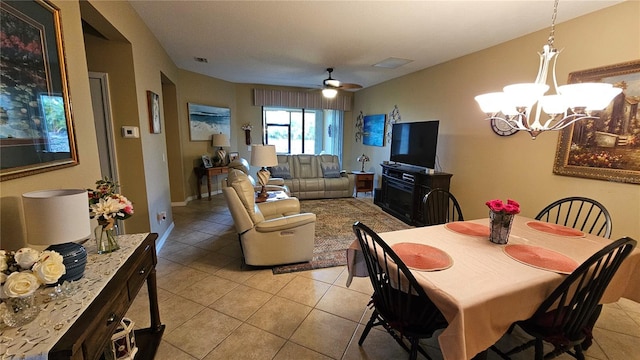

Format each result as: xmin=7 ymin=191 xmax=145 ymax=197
xmin=352 ymin=221 xmax=448 ymax=360
xmin=491 ymin=237 xmax=637 ymax=360
xmin=422 ymin=189 xmax=464 ymax=226
xmin=535 ymin=197 xmax=612 ymax=239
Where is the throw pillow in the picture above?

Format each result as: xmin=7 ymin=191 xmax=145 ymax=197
xmin=321 ymin=162 xmax=341 ymax=178
xmin=269 ymin=164 xmax=292 ymax=179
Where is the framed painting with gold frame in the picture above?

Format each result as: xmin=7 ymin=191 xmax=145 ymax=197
xmin=553 ymin=60 xmax=640 ymax=184
xmin=0 ymin=0 xmax=78 ymax=181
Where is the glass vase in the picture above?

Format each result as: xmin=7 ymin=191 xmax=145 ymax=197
xmin=2 ymin=294 xmax=39 ymax=327
xmin=95 ymin=222 xmax=120 ymax=254
xmin=489 ymin=210 xmax=514 ymax=244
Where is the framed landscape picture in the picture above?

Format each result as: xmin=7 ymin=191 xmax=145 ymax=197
xmin=188 ymin=103 xmax=230 ymax=141
xmin=363 ymin=114 xmax=386 ymax=147
xmin=0 ymin=0 xmax=78 ymax=181
xmin=553 ymin=60 xmax=640 ymax=184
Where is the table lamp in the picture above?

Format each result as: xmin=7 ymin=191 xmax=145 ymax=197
xmin=211 ymin=133 xmax=230 ymax=166
xmin=250 ymin=144 xmax=278 ymax=202
xmin=22 ymin=189 xmax=91 ymax=283
xmin=357 ymin=153 xmax=370 ymax=172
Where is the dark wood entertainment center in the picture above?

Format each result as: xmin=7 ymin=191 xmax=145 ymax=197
xmin=375 ymin=163 xmax=452 ymax=226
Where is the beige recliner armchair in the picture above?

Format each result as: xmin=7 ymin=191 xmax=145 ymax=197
xmin=222 ymin=169 xmax=315 ymax=266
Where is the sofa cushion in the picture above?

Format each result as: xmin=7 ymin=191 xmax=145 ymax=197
xmin=269 ymin=164 xmax=292 ymax=179
xmin=321 ymin=162 xmax=341 ymax=178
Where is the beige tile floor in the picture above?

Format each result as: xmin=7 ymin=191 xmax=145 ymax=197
xmin=127 ymin=194 xmax=640 ymax=360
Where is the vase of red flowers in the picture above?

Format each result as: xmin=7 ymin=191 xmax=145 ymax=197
xmin=486 ymin=199 xmax=520 ymax=244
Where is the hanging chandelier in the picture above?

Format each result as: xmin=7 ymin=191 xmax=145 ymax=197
xmin=474 ymin=0 xmax=622 ymax=139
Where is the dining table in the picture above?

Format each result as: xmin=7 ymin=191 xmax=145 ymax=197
xmin=346 ymin=216 xmax=640 ymax=360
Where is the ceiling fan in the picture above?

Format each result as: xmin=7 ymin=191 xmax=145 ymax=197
xmin=322 ymin=68 xmax=362 ymax=98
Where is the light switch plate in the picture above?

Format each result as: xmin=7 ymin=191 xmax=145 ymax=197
xmin=121 ymin=126 xmax=139 ymax=138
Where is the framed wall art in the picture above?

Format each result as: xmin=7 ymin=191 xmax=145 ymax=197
xmin=553 ymin=60 xmax=640 ymax=184
xmin=0 ymin=0 xmax=78 ymax=181
xmin=147 ymin=91 xmax=161 ymax=134
xmin=188 ymin=103 xmax=230 ymax=141
xmin=363 ymin=114 xmax=386 ymax=147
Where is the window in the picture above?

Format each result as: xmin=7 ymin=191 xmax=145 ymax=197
xmin=263 ymin=107 xmax=343 ymax=160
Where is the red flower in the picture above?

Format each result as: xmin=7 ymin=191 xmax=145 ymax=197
xmin=486 ymin=199 xmax=520 ymax=215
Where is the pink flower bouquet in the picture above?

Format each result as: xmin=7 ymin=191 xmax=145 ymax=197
xmin=486 ymin=199 xmax=521 ymax=215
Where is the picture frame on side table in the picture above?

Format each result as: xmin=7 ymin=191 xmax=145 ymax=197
xmin=147 ymin=91 xmax=161 ymax=134
xmin=229 ymin=152 xmax=239 ymax=162
xmin=202 ymin=155 xmax=213 ymax=168
xmin=553 ymin=60 xmax=640 ymax=184
xmin=0 ymin=0 xmax=79 ymax=181
xmin=188 ymin=103 xmax=231 ymax=141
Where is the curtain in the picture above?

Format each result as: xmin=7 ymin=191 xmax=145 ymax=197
xmin=253 ymin=88 xmax=352 ymax=111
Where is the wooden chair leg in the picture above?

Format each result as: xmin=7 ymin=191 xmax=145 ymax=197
xmin=358 ymin=310 xmax=378 ymax=346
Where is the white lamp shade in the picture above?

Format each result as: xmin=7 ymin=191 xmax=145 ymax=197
xmin=503 ymin=83 xmax=549 ymax=109
xmin=211 ymin=133 xmax=230 ymax=147
xmin=540 ymin=94 xmax=568 ymax=115
xmin=475 ymin=92 xmax=506 ymax=113
xmin=250 ymin=144 xmax=278 ymax=167
xmin=559 ymin=83 xmax=622 ymax=111
xmin=22 ymin=189 xmax=91 ymax=246
xmin=322 ymin=88 xmax=338 ymax=98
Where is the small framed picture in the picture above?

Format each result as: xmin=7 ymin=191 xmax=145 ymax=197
xmin=229 ymin=152 xmax=239 ymax=162
xmin=147 ymin=91 xmax=161 ymax=134
xmin=201 ymin=155 xmax=213 ymax=168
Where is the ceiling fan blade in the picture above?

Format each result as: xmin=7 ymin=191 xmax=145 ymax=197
xmin=339 ymin=83 xmax=363 ymax=90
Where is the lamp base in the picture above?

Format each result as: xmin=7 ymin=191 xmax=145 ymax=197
xmin=46 ymin=242 xmax=87 ymax=283
xmin=256 ymin=186 xmax=269 ymax=203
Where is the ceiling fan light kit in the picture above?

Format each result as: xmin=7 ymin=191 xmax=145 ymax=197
xmin=321 ymin=68 xmax=363 ymax=98
xmin=474 ymin=0 xmax=621 ymax=139
xmin=322 ymin=88 xmax=338 ymax=98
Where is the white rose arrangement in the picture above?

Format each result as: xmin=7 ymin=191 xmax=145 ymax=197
xmin=1 ymin=248 xmax=66 ymax=298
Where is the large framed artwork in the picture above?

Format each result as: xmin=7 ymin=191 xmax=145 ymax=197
xmin=553 ymin=60 xmax=640 ymax=184
xmin=187 ymin=103 xmax=231 ymax=141
xmin=363 ymin=114 xmax=386 ymax=147
xmin=0 ymin=0 xmax=78 ymax=181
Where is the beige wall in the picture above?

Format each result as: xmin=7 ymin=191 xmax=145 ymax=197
xmin=83 ymin=0 xmax=179 ymax=236
xmin=177 ymin=69 xmax=236 ymax=198
xmin=350 ymin=2 xmax=640 ymax=240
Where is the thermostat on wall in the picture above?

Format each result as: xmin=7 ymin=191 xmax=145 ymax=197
xmin=121 ymin=126 xmax=139 ymax=138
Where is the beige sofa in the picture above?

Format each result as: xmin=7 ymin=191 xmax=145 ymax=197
xmin=269 ymin=154 xmax=355 ymax=199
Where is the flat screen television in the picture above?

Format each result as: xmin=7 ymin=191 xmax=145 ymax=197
xmin=389 ymin=120 xmax=439 ymax=169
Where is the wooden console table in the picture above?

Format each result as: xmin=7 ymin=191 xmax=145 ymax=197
xmin=195 ymin=166 xmax=229 ymax=200
xmin=0 ymin=233 xmax=164 ymax=360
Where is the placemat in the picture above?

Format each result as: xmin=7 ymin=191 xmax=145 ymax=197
xmin=526 ymin=221 xmax=585 ymax=237
xmin=504 ymin=244 xmax=579 ymax=274
xmin=391 ymin=242 xmax=453 ymax=271
xmin=444 ymin=221 xmax=490 ymax=237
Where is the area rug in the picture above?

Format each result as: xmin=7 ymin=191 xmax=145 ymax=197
xmin=272 ymin=197 xmax=412 ymax=274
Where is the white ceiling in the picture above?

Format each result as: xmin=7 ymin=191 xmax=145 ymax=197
xmin=128 ymin=0 xmax=623 ymax=91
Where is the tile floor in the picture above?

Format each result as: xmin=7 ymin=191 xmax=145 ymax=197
xmin=127 ymin=194 xmax=640 ymax=360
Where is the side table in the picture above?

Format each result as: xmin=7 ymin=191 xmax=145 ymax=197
xmin=194 ymin=166 xmax=229 ymax=200
xmin=352 ymin=171 xmax=374 ymax=197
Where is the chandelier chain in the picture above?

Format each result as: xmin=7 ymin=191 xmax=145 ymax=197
xmin=548 ymin=0 xmax=559 ymax=47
